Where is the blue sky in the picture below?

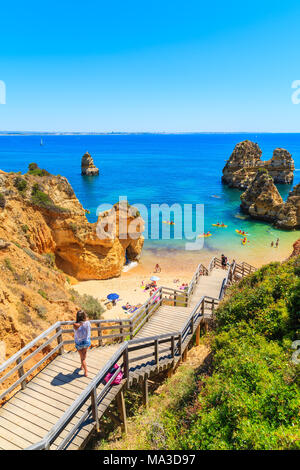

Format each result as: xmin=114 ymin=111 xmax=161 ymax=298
xmin=1 ymin=0 xmax=300 ymax=132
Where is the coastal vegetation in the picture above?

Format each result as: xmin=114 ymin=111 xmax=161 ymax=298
xmin=27 ymin=162 xmax=50 ymax=177
xmin=99 ymin=257 xmax=300 ymax=450
xmin=69 ymin=288 xmax=105 ymax=320
xmin=0 ymin=192 xmax=5 ymax=209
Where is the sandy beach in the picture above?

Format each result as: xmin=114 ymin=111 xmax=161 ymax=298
xmin=72 ymin=236 xmax=298 ymax=321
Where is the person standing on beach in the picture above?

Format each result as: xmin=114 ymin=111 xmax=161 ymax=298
xmin=221 ymin=254 xmax=227 ymax=269
xmin=154 ymin=263 xmax=161 ymax=273
xmin=276 ymin=238 xmax=279 ymax=248
xmin=271 ymin=241 xmax=274 ymax=247
xmin=73 ymin=310 xmax=91 ymax=377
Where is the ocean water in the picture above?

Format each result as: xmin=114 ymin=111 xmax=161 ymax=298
xmin=1 ymin=133 xmax=300 ymax=260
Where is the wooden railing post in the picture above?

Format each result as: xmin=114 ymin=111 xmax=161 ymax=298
xmin=119 ymin=321 xmax=123 ymax=343
xmin=91 ymin=387 xmax=100 ymax=433
xmin=178 ymin=334 xmax=182 ymax=358
xmin=196 ymin=324 xmax=200 ymax=346
xmin=171 ymin=336 xmax=175 ymax=358
xmin=56 ymin=326 xmax=64 ymax=355
xmin=130 ymin=321 xmax=134 ymax=340
xmin=123 ymin=347 xmax=129 ymax=385
xmin=145 ymin=303 xmax=149 ymax=322
xmin=116 ymin=390 xmax=128 ymax=435
xmin=174 ymin=292 xmax=177 ymax=307
xmin=16 ymin=356 xmax=26 ymax=390
xmin=154 ymin=339 xmax=159 ymax=365
xmin=98 ymin=325 xmax=103 ymax=347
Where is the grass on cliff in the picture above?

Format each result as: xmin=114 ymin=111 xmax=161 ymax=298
xmin=27 ymin=162 xmax=50 ymax=177
xmin=69 ymin=289 xmax=105 ymax=320
xmin=98 ymin=258 xmax=300 ymax=451
xmin=30 ymin=183 xmax=68 ymax=213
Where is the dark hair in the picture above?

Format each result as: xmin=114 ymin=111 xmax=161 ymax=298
xmin=76 ymin=310 xmax=87 ymax=322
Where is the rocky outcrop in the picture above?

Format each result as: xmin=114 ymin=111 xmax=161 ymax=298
xmin=0 ymin=169 xmax=144 ymax=280
xmin=240 ymin=170 xmax=284 ymax=221
xmin=288 ymin=239 xmax=300 ymax=258
xmin=240 ymin=170 xmax=300 ymax=229
xmin=222 ymin=140 xmax=294 ymax=189
xmin=81 ymin=152 xmax=99 ymax=176
xmin=276 ymin=184 xmax=300 ymax=229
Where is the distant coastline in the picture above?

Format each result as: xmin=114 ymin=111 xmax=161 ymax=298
xmin=1 ymin=131 xmax=300 ymax=136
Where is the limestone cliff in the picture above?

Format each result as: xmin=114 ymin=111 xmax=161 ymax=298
xmin=0 ymin=166 xmax=144 ymax=366
xmin=288 ymin=238 xmax=300 ymax=258
xmin=81 ymin=152 xmax=99 ymax=175
xmin=240 ymin=170 xmax=300 ymax=229
xmin=276 ymin=184 xmax=300 ymax=229
xmin=222 ymin=140 xmax=294 ymax=189
xmin=0 ymin=169 xmax=144 ymax=280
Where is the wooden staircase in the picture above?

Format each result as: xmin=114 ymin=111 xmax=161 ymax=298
xmin=0 ymin=256 xmax=256 ymax=450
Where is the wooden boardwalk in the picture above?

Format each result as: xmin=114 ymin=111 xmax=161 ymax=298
xmin=0 ymin=258 xmax=255 ymax=450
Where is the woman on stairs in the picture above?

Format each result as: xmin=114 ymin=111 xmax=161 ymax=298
xmin=73 ymin=310 xmax=91 ymax=377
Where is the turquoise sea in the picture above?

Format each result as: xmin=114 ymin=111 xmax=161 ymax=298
xmin=1 ymin=133 xmax=300 ymax=263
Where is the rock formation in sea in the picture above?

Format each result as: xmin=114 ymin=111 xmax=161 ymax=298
xmin=81 ymin=151 xmax=99 ymax=175
xmin=0 ymin=167 xmax=144 ymax=280
xmin=240 ymin=169 xmax=300 ymax=229
xmin=276 ymin=183 xmax=300 ymax=229
xmin=222 ymin=140 xmax=294 ymax=190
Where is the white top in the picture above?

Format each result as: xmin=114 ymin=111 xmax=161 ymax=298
xmin=74 ymin=321 xmax=91 ymax=343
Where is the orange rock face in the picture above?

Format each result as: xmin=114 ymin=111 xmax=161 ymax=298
xmin=222 ymin=140 xmax=294 ymax=189
xmin=0 ymin=171 xmax=144 ymax=280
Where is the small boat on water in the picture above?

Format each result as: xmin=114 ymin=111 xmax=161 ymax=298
xmin=40 ymin=138 xmax=44 ymax=146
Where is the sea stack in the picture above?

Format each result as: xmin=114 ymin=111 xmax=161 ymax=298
xmin=222 ymin=140 xmax=294 ymax=190
xmin=240 ymin=169 xmax=284 ymax=222
xmin=81 ymin=151 xmax=99 ymax=176
xmin=240 ymin=170 xmax=300 ymax=229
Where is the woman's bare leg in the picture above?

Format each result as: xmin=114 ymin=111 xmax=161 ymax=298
xmin=81 ymin=348 xmax=88 ymax=377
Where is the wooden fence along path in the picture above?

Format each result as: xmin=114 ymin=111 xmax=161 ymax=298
xmin=0 ymin=257 xmax=256 ymax=450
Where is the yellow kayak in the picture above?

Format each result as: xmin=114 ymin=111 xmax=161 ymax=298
xmin=162 ymin=221 xmax=175 ymax=225
xmin=212 ymin=224 xmax=227 ymax=227
xmin=198 ymin=233 xmax=212 ymax=238
xmin=236 ymin=229 xmax=248 ymax=235
xmin=241 ymin=238 xmax=249 ymax=245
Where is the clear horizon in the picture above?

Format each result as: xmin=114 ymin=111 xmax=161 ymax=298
xmin=1 ymin=1 xmax=300 ymax=132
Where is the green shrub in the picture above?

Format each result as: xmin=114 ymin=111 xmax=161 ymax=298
xmin=38 ymin=288 xmax=48 ymax=300
xmin=21 ymin=224 xmax=29 ymax=234
xmin=69 ymin=289 xmax=104 ymax=319
xmin=27 ymin=163 xmax=50 ymax=177
xmin=151 ymin=257 xmax=300 ymax=451
xmin=43 ymin=253 xmax=55 ymax=267
xmin=31 ymin=187 xmax=68 ymax=213
xmin=36 ymin=305 xmax=47 ymax=319
xmin=4 ymin=258 xmax=14 ymax=272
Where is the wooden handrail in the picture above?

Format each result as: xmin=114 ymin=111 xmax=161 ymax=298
xmin=26 ymin=294 xmax=216 ymax=450
xmin=0 ymin=255 xmax=256 ymax=406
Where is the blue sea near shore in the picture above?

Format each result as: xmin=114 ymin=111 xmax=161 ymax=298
xmin=1 ymin=133 xmax=300 ymax=265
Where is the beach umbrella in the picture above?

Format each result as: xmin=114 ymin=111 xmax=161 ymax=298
xmin=150 ymin=276 xmax=160 ymax=281
xmin=107 ymin=293 xmax=119 ymax=300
